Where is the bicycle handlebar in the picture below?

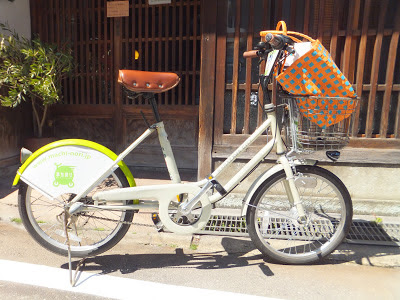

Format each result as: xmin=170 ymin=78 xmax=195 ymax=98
xmin=243 ymin=50 xmax=260 ymax=59
xmin=243 ymin=33 xmax=295 ymax=59
xmin=265 ymin=33 xmax=286 ymax=50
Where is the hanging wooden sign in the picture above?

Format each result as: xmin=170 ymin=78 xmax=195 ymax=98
xmin=107 ymin=1 xmax=129 ymax=17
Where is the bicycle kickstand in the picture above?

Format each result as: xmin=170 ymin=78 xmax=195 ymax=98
xmin=64 ymin=208 xmax=87 ymax=287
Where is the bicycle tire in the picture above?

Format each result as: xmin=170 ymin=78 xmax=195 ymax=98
xmin=246 ymin=165 xmax=352 ymax=264
xmin=19 ymin=168 xmax=134 ymax=258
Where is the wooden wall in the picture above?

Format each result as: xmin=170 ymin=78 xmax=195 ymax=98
xmin=198 ymin=0 xmax=400 ymax=177
xmin=28 ymin=0 xmax=400 ymax=178
xmin=30 ymin=0 xmax=201 ymax=170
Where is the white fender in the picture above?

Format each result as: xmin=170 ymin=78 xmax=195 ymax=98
xmin=240 ymin=159 xmax=317 ymax=216
xmin=240 ymin=164 xmax=285 ymax=217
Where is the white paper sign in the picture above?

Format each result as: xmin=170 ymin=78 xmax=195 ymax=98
xmin=21 ymin=146 xmax=116 ymax=198
xmin=285 ymin=42 xmax=312 ymax=67
xmin=264 ymin=50 xmax=279 ymax=76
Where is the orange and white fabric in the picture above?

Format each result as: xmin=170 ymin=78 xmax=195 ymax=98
xmin=261 ymin=21 xmax=357 ymax=128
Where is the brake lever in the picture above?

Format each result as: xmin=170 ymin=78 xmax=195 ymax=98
xmin=257 ymin=48 xmax=273 ymax=65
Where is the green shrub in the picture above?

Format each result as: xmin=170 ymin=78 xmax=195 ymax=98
xmin=0 ymin=23 xmax=73 ymax=137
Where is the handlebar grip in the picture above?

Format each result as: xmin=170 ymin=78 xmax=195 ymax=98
xmin=243 ymin=50 xmax=259 ymax=58
xmin=265 ymin=33 xmax=285 ymax=50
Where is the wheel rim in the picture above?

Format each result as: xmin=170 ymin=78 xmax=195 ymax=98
xmin=254 ymin=172 xmax=347 ymax=259
xmin=25 ymin=174 xmax=128 ymax=253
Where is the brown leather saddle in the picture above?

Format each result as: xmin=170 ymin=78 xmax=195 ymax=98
xmin=118 ymin=70 xmax=180 ymax=94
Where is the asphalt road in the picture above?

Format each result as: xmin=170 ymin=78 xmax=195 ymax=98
xmin=0 ymin=210 xmax=400 ymax=299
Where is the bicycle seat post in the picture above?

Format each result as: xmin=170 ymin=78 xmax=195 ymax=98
xmin=148 ymin=94 xmax=161 ymax=123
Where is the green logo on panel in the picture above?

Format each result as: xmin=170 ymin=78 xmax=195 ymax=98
xmin=53 ymin=163 xmax=75 ymax=188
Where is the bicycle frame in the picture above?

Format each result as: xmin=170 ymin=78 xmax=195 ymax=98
xmin=65 ymin=100 xmax=306 ymax=234
xmin=14 ymin=23 xmax=354 ymax=269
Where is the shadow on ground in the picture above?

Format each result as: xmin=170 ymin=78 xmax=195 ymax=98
xmin=0 ymin=180 xmax=18 ymax=199
xmin=328 ymin=242 xmax=400 ymax=267
xmin=61 ymin=235 xmax=400 ymax=280
xmin=62 ymin=237 xmax=274 ymax=277
xmin=0 ymin=165 xmax=19 ymax=199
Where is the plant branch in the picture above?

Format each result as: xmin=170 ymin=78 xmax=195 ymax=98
xmin=31 ymin=97 xmax=42 ymax=137
xmin=40 ymin=104 xmax=48 ymax=133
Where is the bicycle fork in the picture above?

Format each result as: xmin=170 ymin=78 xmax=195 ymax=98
xmin=268 ymin=103 xmax=307 ymax=222
xmin=279 ymin=155 xmax=307 ymax=222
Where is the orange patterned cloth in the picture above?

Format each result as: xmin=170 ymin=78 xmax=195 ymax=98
xmin=296 ymin=97 xmax=357 ymax=128
xmin=276 ymin=40 xmax=357 ymax=128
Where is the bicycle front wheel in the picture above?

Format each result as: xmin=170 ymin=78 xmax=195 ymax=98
xmin=19 ymin=169 xmax=134 ymax=258
xmin=246 ymin=165 xmax=352 ymax=264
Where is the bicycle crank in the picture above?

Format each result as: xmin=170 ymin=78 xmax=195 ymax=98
xmin=158 ymin=185 xmax=212 ymax=234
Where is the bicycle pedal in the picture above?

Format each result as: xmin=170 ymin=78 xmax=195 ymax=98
xmin=151 ymin=213 xmax=164 ymax=232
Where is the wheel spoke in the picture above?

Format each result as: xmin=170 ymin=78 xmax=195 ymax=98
xmin=20 ymin=169 xmax=134 ymax=257
xmin=247 ymin=166 xmax=351 ymax=264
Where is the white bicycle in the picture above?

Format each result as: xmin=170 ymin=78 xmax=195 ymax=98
xmin=14 ymin=31 xmax=354 ymax=265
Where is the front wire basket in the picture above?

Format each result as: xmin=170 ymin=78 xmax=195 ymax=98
xmin=282 ymin=96 xmax=359 ymax=153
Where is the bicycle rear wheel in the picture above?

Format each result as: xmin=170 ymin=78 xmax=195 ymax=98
xmin=19 ymin=169 xmax=134 ymax=258
xmin=246 ymin=165 xmax=352 ymax=264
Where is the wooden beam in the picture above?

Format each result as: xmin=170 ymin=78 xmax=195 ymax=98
xmin=222 ymin=83 xmax=400 ymax=92
xmin=114 ymin=16 xmax=123 ymax=152
xmin=365 ymin=0 xmax=388 ymax=138
xmin=198 ymin=0 xmax=217 ymax=179
xmin=396 ymin=92 xmax=400 ymax=139
xmin=192 ymin=2 xmax=199 ymax=106
xmin=329 ymin=0 xmax=342 ymax=62
xmin=212 ymin=144 xmax=400 ymax=165
xmin=243 ymin=0 xmax=255 ymax=135
xmin=51 ymin=105 xmax=115 ymax=117
xmin=122 ymin=105 xmax=198 ymax=120
xmin=379 ymin=4 xmax=400 ymax=138
xmin=178 ymin=0 xmax=184 ymax=104
xmin=342 ymin=0 xmax=360 ymax=82
xmin=230 ymin=0 xmax=241 ymax=135
xmin=317 ymin=0 xmax=325 ymax=42
xmin=351 ymin=0 xmax=369 ymax=137
xmin=303 ymin=0 xmax=310 ymax=35
xmin=213 ymin=0 xmax=227 ymax=145
xmin=257 ymin=0 xmax=270 ymax=127
xmin=97 ymin=1 xmax=103 ymax=104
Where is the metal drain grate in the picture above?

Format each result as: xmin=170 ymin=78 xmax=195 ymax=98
xmin=202 ymin=215 xmax=248 ymax=236
xmin=346 ymin=220 xmax=400 ymax=246
xmin=199 ymin=214 xmax=400 ymax=246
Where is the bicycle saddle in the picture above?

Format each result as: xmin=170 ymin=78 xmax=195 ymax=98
xmin=118 ymin=70 xmax=180 ymax=93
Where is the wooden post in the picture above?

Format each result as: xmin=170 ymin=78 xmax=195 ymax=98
xmin=114 ymin=16 xmax=123 ymax=152
xmin=365 ymin=0 xmax=388 ymax=138
xmin=351 ymin=0 xmax=371 ymax=137
xmin=379 ymin=4 xmax=400 ymax=138
xmin=230 ymin=0 xmax=241 ymax=135
xmin=198 ymin=0 xmax=217 ymax=179
xmin=213 ymin=0 xmax=227 ymax=146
